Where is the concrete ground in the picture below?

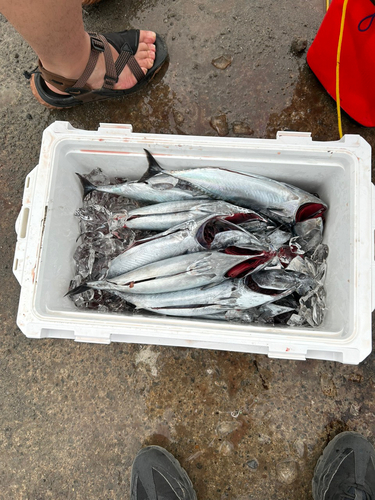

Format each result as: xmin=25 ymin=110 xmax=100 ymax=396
xmin=1 ymin=0 xmax=375 ymax=498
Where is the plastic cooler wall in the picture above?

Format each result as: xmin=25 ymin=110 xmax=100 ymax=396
xmin=34 ymin=138 xmax=353 ymax=341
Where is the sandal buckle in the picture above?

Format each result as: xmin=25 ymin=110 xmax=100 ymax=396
xmin=104 ymin=73 xmax=118 ymax=87
xmin=90 ymin=35 xmax=105 ymax=52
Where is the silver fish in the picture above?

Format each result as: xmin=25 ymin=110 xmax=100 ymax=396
xmin=68 ymin=252 xmax=258 ymax=296
xmin=125 ymin=199 xmax=268 ymax=231
xmin=76 ymin=171 xmax=208 ymax=204
xmin=111 ymin=273 xmax=297 ymax=312
xmin=106 ymin=215 xmax=272 ymax=279
xmin=144 ymin=150 xmax=327 ymax=224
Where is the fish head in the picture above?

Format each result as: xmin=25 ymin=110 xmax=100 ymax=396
xmin=266 ymin=198 xmax=327 ymax=225
xmin=224 ymin=211 xmax=269 ymax=225
xmin=224 ymin=246 xmax=276 ymax=279
xmin=295 ymin=202 xmax=327 ymax=223
xmin=194 ymin=215 xmax=248 ymax=249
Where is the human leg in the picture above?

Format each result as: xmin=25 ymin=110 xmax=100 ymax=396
xmin=0 ymin=0 xmax=167 ymax=107
xmin=312 ymin=431 xmax=375 ymax=500
xmin=130 ymin=446 xmax=197 ymax=500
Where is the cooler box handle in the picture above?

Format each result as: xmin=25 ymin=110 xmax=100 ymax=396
xmin=13 ymin=168 xmax=37 ymax=285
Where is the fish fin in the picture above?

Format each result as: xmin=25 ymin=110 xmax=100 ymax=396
xmin=65 ymin=284 xmax=90 ymax=297
xmin=173 ymin=178 xmax=218 ymax=199
xmin=76 ymin=173 xmax=96 ymax=199
xmin=139 ymin=150 xmax=165 ymax=182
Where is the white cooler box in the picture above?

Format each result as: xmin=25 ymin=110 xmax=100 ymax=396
xmin=13 ymin=121 xmax=375 ymax=364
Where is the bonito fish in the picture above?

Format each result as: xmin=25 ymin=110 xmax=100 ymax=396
xmin=111 ymin=270 xmax=311 ymax=312
xmin=107 ymin=214 xmax=272 ymax=278
xmin=117 ymin=270 xmax=314 ymax=318
xmin=68 ymin=251 xmax=270 ymax=296
xmin=124 ymin=199 xmax=269 ymax=231
xmin=143 ymin=150 xmax=327 ymax=224
xmin=76 ymin=170 xmax=208 ymax=204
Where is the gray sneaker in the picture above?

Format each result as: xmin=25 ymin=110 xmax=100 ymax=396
xmin=130 ymin=445 xmax=197 ymax=500
xmin=312 ymin=431 xmax=375 ymax=500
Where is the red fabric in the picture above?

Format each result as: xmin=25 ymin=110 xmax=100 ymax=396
xmin=307 ymin=0 xmax=375 ymax=127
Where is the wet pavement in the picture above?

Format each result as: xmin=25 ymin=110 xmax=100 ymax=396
xmin=0 ymin=0 xmax=375 ymax=498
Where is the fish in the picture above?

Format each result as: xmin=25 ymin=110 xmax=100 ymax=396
xmin=70 ymin=156 xmax=329 ymax=326
xmin=110 ymin=272 xmax=300 ymax=312
xmin=143 ymin=150 xmax=327 ymax=224
xmin=124 ymin=199 xmax=269 ymax=232
xmin=76 ymin=169 xmax=208 ymax=204
xmin=106 ymin=214 xmax=273 ymax=278
xmin=67 ymin=251 xmax=269 ymax=296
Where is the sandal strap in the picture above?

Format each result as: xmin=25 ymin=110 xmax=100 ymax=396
xmin=38 ymin=31 xmax=146 ymax=96
xmin=115 ymin=50 xmax=145 ymax=83
xmin=37 ymin=61 xmax=90 ymax=92
xmin=73 ymin=34 xmax=106 ymax=88
xmin=38 ymin=34 xmax=103 ymax=91
xmin=97 ymin=34 xmax=118 ymax=88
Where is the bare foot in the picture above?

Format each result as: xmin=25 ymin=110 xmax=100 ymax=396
xmin=45 ymin=30 xmax=156 ymax=95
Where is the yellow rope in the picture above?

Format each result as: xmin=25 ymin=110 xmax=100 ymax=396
xmin=335 ymin=0 xmax=349 ymax=138
xmin=326 ymin=0 xmax=330 ymax=12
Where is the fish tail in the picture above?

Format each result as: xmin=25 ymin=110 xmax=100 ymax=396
xmin=65 ymin=284 xmax=91 ymax=297
xmin=76 ymin=173 xmax=97 ymax=199
xmin=140 ymin=150 xmax=164 ymax=181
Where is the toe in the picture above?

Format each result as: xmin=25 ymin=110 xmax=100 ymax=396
xmin=140 ymin=30 xmax=156 ymax=45
xmin=146 ymin=55 xmax=155 ymax=69
xmin=113 ymin=31 xmax=157 ymax=90
xmin=136 ymin=44 xmax=155 ymax=63
xmin=138 ymin=41 xmax=151 ymax=52
xmin=140 ymin=54 xmax=156 ymax=75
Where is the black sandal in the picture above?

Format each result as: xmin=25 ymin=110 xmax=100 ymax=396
xmin=29 ymin=30 xmax=168 ymax=109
